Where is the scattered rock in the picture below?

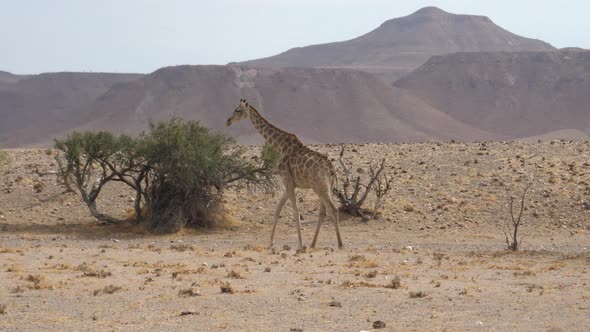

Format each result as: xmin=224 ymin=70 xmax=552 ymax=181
xmin=373 ymin=320 xmax=386 ymax=329
xmin=178 ymin=288 xmax=201 ymax=297
xmin=328 ymin=301 xmax=342 ymax=307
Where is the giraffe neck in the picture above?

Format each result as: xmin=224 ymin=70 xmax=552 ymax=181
xmin=247 ymin=105 xmax=299 ymax=155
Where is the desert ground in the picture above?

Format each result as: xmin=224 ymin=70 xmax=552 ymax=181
xmin=1 ymin=141 xmax=589 ymax=331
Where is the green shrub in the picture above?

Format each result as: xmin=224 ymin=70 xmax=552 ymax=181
xmin=55 ymin=118 xmax=277 ymax=232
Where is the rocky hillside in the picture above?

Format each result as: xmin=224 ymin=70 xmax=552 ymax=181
xmin=60 ymin=65 xmax=492 ymax=146
xmin=238 ymin=7 xmax=554 ymax=83
xmin=0 ymin=72 xmax=142 ymax=147
xmin=394 ymin=49 xmax=590 ymax=139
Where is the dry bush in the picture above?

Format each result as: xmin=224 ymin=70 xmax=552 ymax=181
xmin=385 ymin=276 xmax=402 ymax=289
xmin=170 ymin=243 xmax=194 ymax=252
xmin=335 ymin=147 xmax=394 ymax=218
xmin=220 ymin=282 xmax=235 ymax=294
xmin=409 ymin=290 xmax=427 ymax=298
xmin=502 ymin=171 xmax=536 ymax=251
xmin=82 ymin=269 xmax=112 ymax=278
xmin=93 ymin=285 xmax=122 ymax=296
xmin=178 ymin=288 xmax=201 ymax=297
xmin=227 ymin=270 xmax=244 ymax=279
xmin=24 ymin=274 xmax=52 ymax=290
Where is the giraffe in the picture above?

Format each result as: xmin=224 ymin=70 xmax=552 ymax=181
xmin=226 ymin=99 xmax=343 ymax=250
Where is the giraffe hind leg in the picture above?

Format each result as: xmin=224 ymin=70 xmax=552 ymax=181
xmin=319 ymin=192 xmax=343 ymax=249
xmin=311 ymin=201 xmax=326 ymax=249
xmin=270 ymin=189 xmax=290 ymax=248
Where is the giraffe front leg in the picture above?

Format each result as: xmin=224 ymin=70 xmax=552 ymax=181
xmin=270 ymin=190 xmax=290 ymax=249
xmin=288 ymin=190 xmax=304 ymax=251
xmin=311 ymin=202 xmax=326 ymax=249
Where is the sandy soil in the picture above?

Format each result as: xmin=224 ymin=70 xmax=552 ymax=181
xmin=1 ymin=142 xmax=589 ymax=331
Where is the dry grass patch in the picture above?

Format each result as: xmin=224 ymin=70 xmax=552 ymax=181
xmin=6 ymin=264 xmax=23 ymax=273
xmin=0 ymin=247 xmax=18 ymax=254
xmin=220 ymin=282 xmax=235 ymax=294
xmin=243 ymin=244 xmax=267 ymax=252
xmin=93 ymin=285 xmax=122 ymax=296
xmin=24 ymin=274 xmax=53 ymax=290
xmin=340 ymin=280 xmax=380 ymax=289
xmin=409 ymin=290 xmax=427 ymax=298
xmin=546 ymin=263 xmax=565 ymax=271
xmin=365 ymin=270 xmax=378 ymax=278
xmin=347 ymin=255 xmax=381 ymax=268
xmin=170 ymin=243 xmax=194 ymax=252
xmin=384 ymin=276 xmax=402 ymax=289
xmin=513 ymin=270 xmax=536 ymax=277
xmin=178 ymin=288 xmax=202 ymax=297
xmin=227 ymin=270 xmax=245 ymax=279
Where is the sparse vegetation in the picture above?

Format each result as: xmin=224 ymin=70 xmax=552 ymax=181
xmin=0 ymin=150 xmax=8 ymax=169
xmin=220 ymin=282 xmax=235 ymax=294
xmin=335 ymin=147 xmax=393 ymax=217
xmin=227 ymin=270 xmax=244 ymax=279
xmin=55 ymin=118 xmax=278 ymax=232
xmin=93 ymin=285 xmax=122 ymax=296
xmin=502 ymin=171 xmax=536 ymax=251
xmin=408 ymin=290 xmax=427 ymax=298
xmin=385 ymin=276 xmax=402 ymax=289
xmin=178 ymin=288 xmax=201 ymax=297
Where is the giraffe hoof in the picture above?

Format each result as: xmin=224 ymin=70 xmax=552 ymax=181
xmin=296 ymin=246 xmax=307 ymax=254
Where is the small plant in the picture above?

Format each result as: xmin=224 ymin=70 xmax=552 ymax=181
xmin=178 ymin=288 xmax=201 ymax=297
xmin=385 ymin=276 xmax=402 ymax=289
xmin=408 ymin=290 xmax=427 ymax=298
xmin=227 ymin=270 xmax=244 ymax=279
xmin=502 ymin=171 xmax=536 ymax=251
xmin=82 ymin=269 xmax=112 ymax=278
xmin=0 ymin=304 xmax=6 ymax=315
xmin=170 ymin=244 xmax=194 ymax=252
xmin=93 ymin=285 xmax=122 ymax=296
xmin=220 ymin=282 xmax=235 ymax=294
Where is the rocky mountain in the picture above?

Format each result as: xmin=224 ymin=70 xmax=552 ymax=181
xmin=0 ymin=72 xmax=142 ymax=147
xmin=237 ymin=6 xmax=555 ymax=83
xmin=48 ymin=65 xmax=493 ymax=147
xmin=394 ymin=49 xmax=590 ymax=139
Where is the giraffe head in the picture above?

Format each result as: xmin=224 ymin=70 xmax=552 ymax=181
xmin=226 ymin=99 xmax=250 ymax=126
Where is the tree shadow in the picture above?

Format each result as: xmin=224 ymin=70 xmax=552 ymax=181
xmin=0 ymin=221 xmax=150 ymax=240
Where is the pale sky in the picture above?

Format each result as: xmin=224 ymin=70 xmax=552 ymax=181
xmin=1 ymin=0 xmax=588 ymax=74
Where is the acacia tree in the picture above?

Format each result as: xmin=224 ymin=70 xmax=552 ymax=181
xmin=55 ymin=119 xmax=277 ymax=232
xmin=55 ymin=131 xmax=140 ymax=224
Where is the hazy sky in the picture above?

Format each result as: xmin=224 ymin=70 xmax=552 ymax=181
xmin=1 ymin=0 xmax=588 ymax=74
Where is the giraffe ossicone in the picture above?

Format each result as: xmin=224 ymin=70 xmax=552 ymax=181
xmin=227 ymin=99 xmax=343 ymax=250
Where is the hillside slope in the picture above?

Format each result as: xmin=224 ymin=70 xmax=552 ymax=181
xmin=0 ymin=72 xmax=142 ymax=147
xmin=57 ymin=65 xmax=493 ymax=145
xmin=395 ymin=49 xmax=590 ymax=138
xmin=238 ymin=7 xmax=554 ymax=83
